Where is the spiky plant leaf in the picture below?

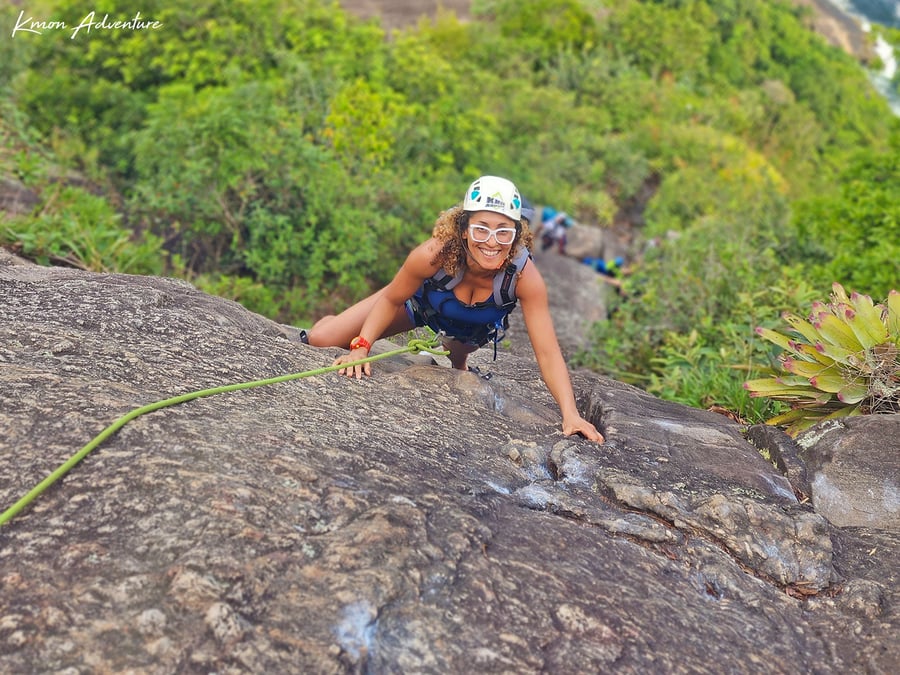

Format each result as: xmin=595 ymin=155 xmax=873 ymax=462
xmin=773 ymin=403 xmax=862 ymax=434
xmin=831 ymin=282 xmax=850 ymax=304
xmin=782 ymin=312 xmax=821 ymax=344
xmin=884 ymin=290 xmax=900 ymax=338
xmin=766 ymin=408 xmax=832 ymax=436
xmin=743 ymin=377 xmax=810 ymax=395
xmin=850 ymin=291 xmax=880 ymax=322
xmin=814 ymin=340 xmax=857 ymax=365
xmin=777 ymin=375 xmax=817 ymax=387
xmin=837 ymin=381 xmax=869 ymax=404
xmin=812 ymin=312 xmax=864 ymax=351
xmin=788 ymin=340 xmax=835 ymax=366
xmin=755 ymin=326 xmax=794 ymax=352
xmin=745 ymin=381 xmax=832 ymax=404
xmin=782 ymin=357 xmax=836 ymax=379
xmin=843 ymin=304 xmax=888 ymax=350
xmin=809 ymin=373 xmax=848 ymax=393
xmin=821 ymin=402 xmax=862 ymax=421
xmin=765 ymin=407 xmax=814 ymax=425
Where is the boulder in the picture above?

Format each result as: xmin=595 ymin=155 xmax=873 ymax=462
xmin=796 ymin=416 xmax=900 ymax=531
xmin=0 ymin=175 xmax=40 ymax=218
xmin=557 ymin=222 xmax=606 ymax=261
xmin=746 ymin=424 xmax=812 ymax=501
xmin=1 ymin=249 xmax=898 ymax=673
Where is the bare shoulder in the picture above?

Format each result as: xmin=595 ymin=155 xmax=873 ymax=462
xmin=516 ymin=253 xmax=548 ymax=301
xmin=414 ymin=237 xmax=444 ymax=258
xmin=402 ymin=237 xmax=443 ymax=276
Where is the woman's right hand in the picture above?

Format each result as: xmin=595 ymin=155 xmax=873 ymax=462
xmin=332 ymin=349 xmax=372 ymax=379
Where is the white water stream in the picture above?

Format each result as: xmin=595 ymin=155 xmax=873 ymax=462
xmin=824 ymin=0 xmax=900 ymax=115
xmin=867 ymin=28 xmax=900 ymax=115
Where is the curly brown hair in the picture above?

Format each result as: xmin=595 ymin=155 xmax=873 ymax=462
xmin=429 ymin=205 xmax=534 ymax=276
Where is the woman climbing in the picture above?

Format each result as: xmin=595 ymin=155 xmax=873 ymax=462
xmin=306 ymin=175 xmax=604 ymax=443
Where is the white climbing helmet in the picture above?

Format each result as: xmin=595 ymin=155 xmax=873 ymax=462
xmin=463 ymin=175 xmax=522 ymax=221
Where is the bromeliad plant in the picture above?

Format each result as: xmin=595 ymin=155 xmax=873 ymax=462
xmin=745 ymin=283 xmax=900 ymax=436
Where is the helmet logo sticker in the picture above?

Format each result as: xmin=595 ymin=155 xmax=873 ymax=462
xmin=485 ymin=191 xmax=506 ymax=211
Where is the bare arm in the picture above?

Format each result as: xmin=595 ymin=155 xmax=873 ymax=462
xmin=517 ymin=262 xmax=605 ymax=443
xmin=335 ymin=238 xmax=442 ymax=377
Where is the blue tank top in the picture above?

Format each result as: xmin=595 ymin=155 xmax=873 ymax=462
xmin=407 ymin=248 xmax=531 ymax=348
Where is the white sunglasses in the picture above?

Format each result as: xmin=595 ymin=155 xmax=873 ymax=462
xmin=468 ymin=224 xmax=517 ymax=245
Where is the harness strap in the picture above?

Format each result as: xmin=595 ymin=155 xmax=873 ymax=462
xmin=492 ymin=247 xmax=530 ymax=308
xmin=430 ymin=268 xmax=464 ymax=292
xmin=497 ymin=264 xmax=516 ymax=307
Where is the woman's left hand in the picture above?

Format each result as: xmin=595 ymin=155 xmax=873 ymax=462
xmin=563 ymin=415 xmax=605 ymax=444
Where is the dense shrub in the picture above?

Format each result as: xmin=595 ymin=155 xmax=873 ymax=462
xmin=2 ymin=185 xmax=163 ymax=275
xmin=3 ymin=0 xmax=898 ymax=410
xmin=790 ymin=144 xmax=900 ymax=300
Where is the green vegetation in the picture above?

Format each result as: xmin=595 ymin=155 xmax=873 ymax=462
xmin=745 ymin=285 xmax=900 ymax=435
xmin=2 ymin=0 xmax=899 ymax=427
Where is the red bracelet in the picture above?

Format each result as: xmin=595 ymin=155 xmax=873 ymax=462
xmin=349 ymin=335 xmax=371 ymax=351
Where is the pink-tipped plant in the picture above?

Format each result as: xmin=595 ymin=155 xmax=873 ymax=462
xmin=745 ymin=283 xmax=900 ymax=436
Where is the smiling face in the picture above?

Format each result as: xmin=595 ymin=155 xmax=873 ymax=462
xmin=462 ymin=210 xmax=519 ymax=271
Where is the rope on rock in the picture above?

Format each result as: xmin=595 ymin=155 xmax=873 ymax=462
xmin=0 ymin=336 xmax=448 ymax=527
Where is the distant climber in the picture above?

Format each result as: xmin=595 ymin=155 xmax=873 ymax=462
xmin=539 ymin=206 xmax=573 ymax=254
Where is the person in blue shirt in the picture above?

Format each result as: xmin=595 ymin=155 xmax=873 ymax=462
xmin=305 ymin=175 xmax=604 ymax=443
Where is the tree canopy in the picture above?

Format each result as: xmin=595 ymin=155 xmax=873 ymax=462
xmin=3 ymin=0 xmax=898 ymax=421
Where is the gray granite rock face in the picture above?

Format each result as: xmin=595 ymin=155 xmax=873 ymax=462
xmin=1 ymin=250 xmax=897 ymax=673
xmin=797 ymin=416 xmax=900 ymax=531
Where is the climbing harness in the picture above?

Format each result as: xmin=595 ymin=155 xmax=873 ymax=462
xmin=0 ymin=336 xmax=448 ymax=527
xmin=408 ymin=247 xmax=531 ymax=356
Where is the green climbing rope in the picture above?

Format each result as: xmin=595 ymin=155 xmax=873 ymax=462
xmin=0 ymin=336 xmax=448 ymax=527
